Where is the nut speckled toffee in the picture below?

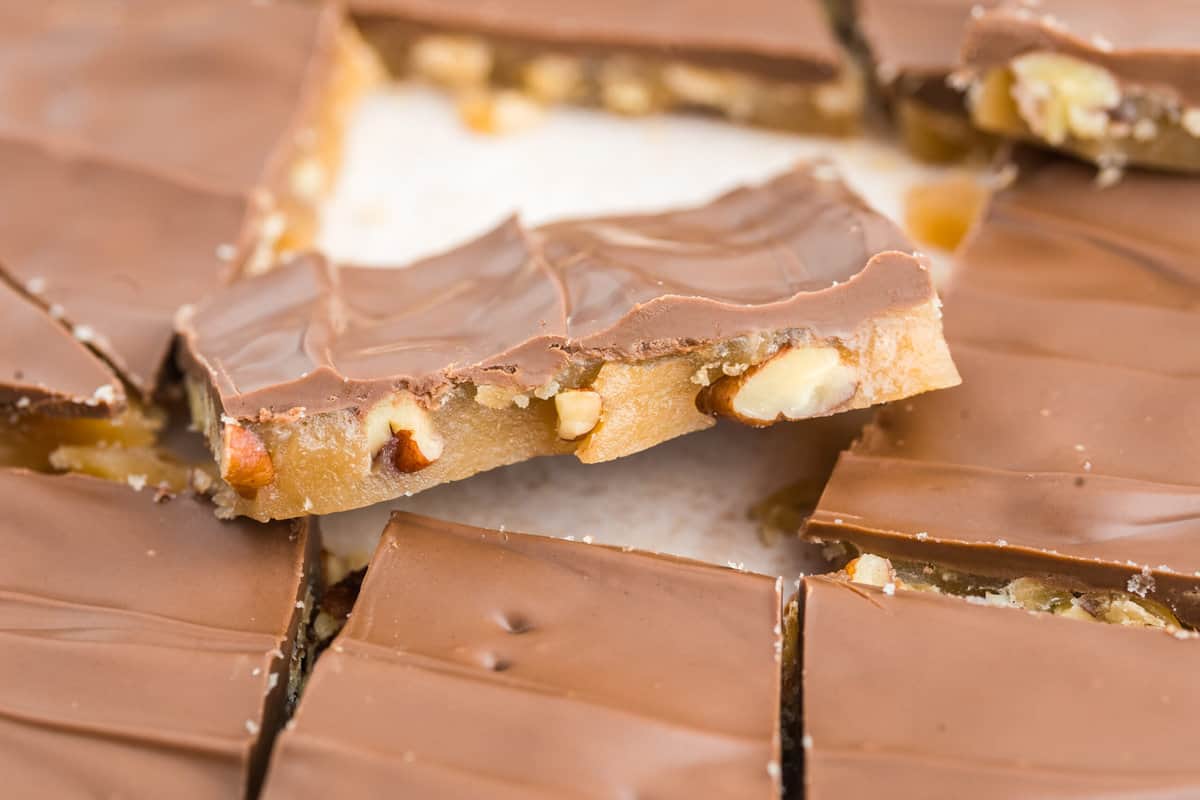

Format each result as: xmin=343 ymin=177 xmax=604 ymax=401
xmin=962 ymin=0 xmax=1200 ymax=171
xmin=0 ymin=470 xmax=316 ymax=799
xmin=798 ymin=576 xmax=1200 ymax=799
xmin=261 ymin=512 xmax=782 ymax=799
xmin=809 ymin=157 xmax=1200 ymax=625
xmin=352 ymin=0 xmax=862 ymax=133
xmin=177 ymin=163 xmax=959 ymax=520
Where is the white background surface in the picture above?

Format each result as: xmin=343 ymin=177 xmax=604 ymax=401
xmin=317 ymin=85 xmax=959 ymax=578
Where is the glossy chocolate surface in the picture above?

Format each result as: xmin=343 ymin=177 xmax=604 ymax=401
xmin=802 ymin=576 xmax=1200 ymax=799
xmin=178 ymin=164 xmax=937 ymax=418
xmin=262 ymin=512 xmax=781 ymax=799
xmin=0 ymin=470 xmax=313 ymax=798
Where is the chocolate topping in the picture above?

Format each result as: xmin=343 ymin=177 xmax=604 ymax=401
xmin=858 ymin=0 xmax=991 ymax=81
xmin=801 ymin=576 xmax=1200 ymax=799
xmin=262 ymin=511 xmax=781 ymax=799
xmin=809 ymin=157 xmax=1200 ymax=621
xmin=0 ymin=0 xmax=341 ymax=194
xmin=179 ymin=163 xmax=936 ymax=418
xmin=352 ymin=0 xmax=844 ymax=80
xmin=0 ymin=279 xmax=123 ymax=415
xmin=0 ymin=135 xmax=252 ymax=399
xmin=963 ymin=0 xmax=1200 ymax=107
xmin=0 ymin=469 xmax=313 ymax=798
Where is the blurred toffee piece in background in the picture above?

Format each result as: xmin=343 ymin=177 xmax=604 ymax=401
xmin=350 ymin=0 xmax=863 ymax=133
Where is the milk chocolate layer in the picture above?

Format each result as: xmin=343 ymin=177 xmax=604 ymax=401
xmin=0 ymin=0 xmax=341 ymax=195
xmin=179 ymin=163 xmax=937 ymax=419
xmin=262 ymin=512 xmax=781 ymax=799
xmin=0 ymin=135 xmax=253 ymax=399
xmin=0 ymin=470 xmax=314 ymax=798
xmin=962 ymin=0 xmax=1200 ymax=107
xmin=858 ymin=0 xmax=988 ymax=84
xmin=809 ymin=157 xmax=1200 ymax=623
xmin=352 ymin=0 xmax=844 ymax=80
xmin=0 ymin=279 xmax=123 ymax=415
xmin=801 ymin=576 xmax=1200 ymax=799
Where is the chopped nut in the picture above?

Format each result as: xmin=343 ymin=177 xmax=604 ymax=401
xmin=364 ymin=394 xmax=444 ymax=473
xmin=844 ymin=554 xmax=895 ymax=588
xmin=410 ymin=35 xmax=492 ymax=89
xmin=600 ymin=62 xmax=658 ymax=116
xmin=554 ymin=390 xmax=602 ymax=440
xmin=701 ymin=346 xmax=857 ymax=425
xmin=474 ymin=384 xmax=523 ymax=410
xmin=1008 ymin=52 xmax=1120 ymax=144
xmin=220 ymin=424 xmax=275 ymax=495
xmin=661 ymin=62 xmax=755 ymax=118
xmin=522 ymin=54 xmax=584 ymax=104
xmin=458 ymin=89 xmax=544 ymax=135
xmin=1182 ymin=108 xmax=1200 ymax=138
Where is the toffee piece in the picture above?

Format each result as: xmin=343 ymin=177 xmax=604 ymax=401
xmin=0 ymin=0 xmax=379 ymax=262
xmin=352 ymin=0 xmax=862 ymax=133
xmin=851 ymin=0 xmax=999 ymax=161
xmin=796 ymin=576 xmax=1200 ymax=799
xmin=962 ymin=0 xmax=1200 ymax=172
xmin=0 ymin=470 xmax=317 ymax=799
xmin=260 ymin=512 xmax=782 ymax=799
xmin=808 ymin=157 xmax=1200 ymax=625
xmin=177 ymin=163 xmax=959 ymax=520
xmin=0 ymin=278 xmax=122 ymax=416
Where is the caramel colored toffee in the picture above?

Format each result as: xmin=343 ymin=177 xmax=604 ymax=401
xmin=962 ymin=0 xmax=1200 ymax=171
xmin=178 ymin=164 xmax=958 ymax=520
xmin=261 ymin=512 xmax=782 ymax=799
xmin=0 ymin=470 xmax=316 ymax=799
xmin=352 ymin=0 xmax=861 ymax=133
xmin=809 ymin=158 xmax=1200 ymax=625
xmin=799 ymin=576 xmax=1200 ymax=799
xmin=0 ymin=279 xmax=123 ymax=416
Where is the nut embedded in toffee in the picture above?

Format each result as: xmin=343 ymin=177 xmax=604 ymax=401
xmin=261 ymin=512 xmax=783 ymax=799
xmin=177 ymin=163 xmax=960 ymax=520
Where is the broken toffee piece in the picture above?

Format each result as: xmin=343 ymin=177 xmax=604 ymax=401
xmin=261 ymin=512 xmax=782 ymax=799
xmin=0 ymin=469 xmax=317 ymax=799
xmin=352 ymin=0 xmax=862 ymax=133
xmin=809 ymin=158 xmax=1200 ymax=626
xmin=178 ymin=163 xmax=959 ymax=520
xmin=797 ymin=576 xmax=1200 ymax=799
xmin=962 ymin=0 xmax=1200 ymax=172
xmin=0 ymin=0 xmax=378 ymax=257
xmin=853 ymin=0 xmax=998 ymax=162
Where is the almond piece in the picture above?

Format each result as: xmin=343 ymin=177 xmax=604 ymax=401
xmin=844 ymin=554 xmax=895 ymax=588
xmin=364 ymin=394 xmax=444 ymax=473
xmin=702 ymin=346 xmax=857 ymax=426
xmin=555 ymin=390 xmax=602 ymax=440
xmin=220 ymin=424 xmax=275 ymax=496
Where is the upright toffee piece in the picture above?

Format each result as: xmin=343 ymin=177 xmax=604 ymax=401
xmin=178 ymin=163 xmax=959 ymax=520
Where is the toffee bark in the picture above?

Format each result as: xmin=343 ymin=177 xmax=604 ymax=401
xmin=178 ymin=164 xmax=959 ymax=520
